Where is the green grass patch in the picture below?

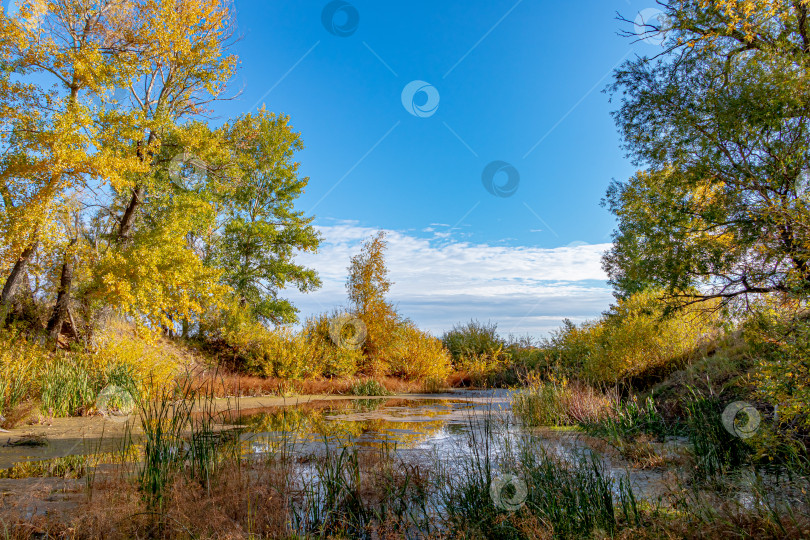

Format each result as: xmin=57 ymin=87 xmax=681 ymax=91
xmin=349 ymin=379 xmax=391 ymax=397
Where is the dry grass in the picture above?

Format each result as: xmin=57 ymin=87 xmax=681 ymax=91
xmin=618 ymin=436 xmax=669 ymax=469
xmin=1 ymin=428 xmax=808 ymax=539
xmin=196 ymin=371 xmax=427 ymax=398
xmin=0 ymin=445 xmax=436 ymax=539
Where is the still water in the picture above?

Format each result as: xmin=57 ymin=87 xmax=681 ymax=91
xmin=0 ymin=390 xmax=673 ymax=500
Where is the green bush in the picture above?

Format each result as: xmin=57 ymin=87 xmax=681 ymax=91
xmin=442 ymin=320 xmax=503 ymax=363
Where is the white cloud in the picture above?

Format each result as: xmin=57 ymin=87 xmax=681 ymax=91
xmin=282 ymin=223 xmax=614 ymax=339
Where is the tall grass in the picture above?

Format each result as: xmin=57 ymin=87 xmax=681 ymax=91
xmin=39 ymin=357 xmax=141 ymax=418
xmin=0 ymin=329 xmax=42 ymax=424
xmin=512 ymin=375 xmax=615 ymax=427
xmin=133 ymin=373 xmax=238 ymax=511
xmin=349 ymin=378 xmax=391 ymax=396
xmin=40 ymin=358 xmax=97 ymax=417
xmin=438 ymin=411 xmax=642 ymax=539
xmin=684 ymin=388 xmax=753 ymax=480
xmin=2 ymin=390 xmax=810 ymax=538
xmin=0 ymin=361 xmax=30 ymax=422
xmin=583 ymin=395 xmax=680 ymax=442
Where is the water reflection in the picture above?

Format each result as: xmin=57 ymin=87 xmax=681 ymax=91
xmin=229 ymin=396 xmax=505 ymax=455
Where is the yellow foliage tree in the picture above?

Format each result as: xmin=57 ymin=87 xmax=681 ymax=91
xmin=0 ymin=0 xmax=239 ymax=334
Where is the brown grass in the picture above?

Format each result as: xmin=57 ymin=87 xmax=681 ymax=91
xmin=0 ymin=444 xmax=438 ymax=539
xmin=2 ymin=440 xmax=808 ymax=539
xmin=195 ymin=371 xmax=427 ymax=398
xmin=0 ymin=400 xmax=34 ymax=430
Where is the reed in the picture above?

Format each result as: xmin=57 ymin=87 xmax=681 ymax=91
xmin=512 ymin=376 xmax=615 ymax=427
xmin=133 ymin=373 xmax=237 ymax=511
xmin=684 ymin=388 xmax=752 ymax=480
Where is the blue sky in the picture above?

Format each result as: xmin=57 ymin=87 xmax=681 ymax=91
xmin=218 ymin=0 xmax=664 ymax=338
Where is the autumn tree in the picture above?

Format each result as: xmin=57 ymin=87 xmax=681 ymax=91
xmin=347 ymin=231 xmax=391 ymax=316
xmin=0 ymin=0 xmax=147 ymax=326
xmin=605 ymin=0 xmax=810 ymax=307
xmin=0 ymin=0 xmax=239 ymax=335
xmin=346 ymin=231 xmax=398 ymax=371
xmin=86 ymin=0 xmax=237 ymax=331
xmin=0 ymin=0 xmax=325 ymax=340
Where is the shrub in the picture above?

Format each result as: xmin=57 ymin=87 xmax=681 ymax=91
xmin=442 ymin=320 xmax=503 ymax=363
xmin=386 ymin=323 xmax=452 ymax=381
xmin=92 ymin=327 xmax=181 ymax=400
xmin=205 ymin=306 xmax=364 ymax=380
xmin=299 ymin=312 xmax=365 ymax=378
xmin=504 ymin=336 xmax=547 ymax=371
xmin=747 ymin=308 xmax=810 ymax=431
xmin=541 ymin=289 xmax=721 ymax=385
xmin=257 ymin=328 xmax=312 ymax=379
xmin=441 ymin=320 xmax=516 ymax=385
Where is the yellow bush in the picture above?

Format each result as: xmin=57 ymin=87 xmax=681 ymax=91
xmin=545 ymin=289 xmax=720 ymax=385
xmin=91 ymin=328 xmax=182 ymax=400
xmin=587 ymin=290 xmax=719 ymax=383
xmin=0 ymin=324 xmax=181 ymax=421
xmin=454 ymin=352 xmax=507 ymax=385
xmin=302 ymin=313 xmax=363 ymax=378
xmin=0 ymin=329 xmax=45 ymax=418
xmin=386 ymin=324 xmax=452 ymax=381
xmin=261 ymin=329 xmax=311 ymax=379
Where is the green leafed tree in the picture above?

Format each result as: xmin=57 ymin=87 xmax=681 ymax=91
xmin=605 ymin=0 xmax=810 ymax=307
xmin=213 ymin=110 xmax=321 ymax=325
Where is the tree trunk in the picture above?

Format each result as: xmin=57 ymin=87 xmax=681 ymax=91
xmin=0 ymin=243 xmax=37 ymax=324
xmin=117 ymin=185 xmax=145 ymax=242
xmin=47 ymin=242 xmax=76 ymax=340
xmin=115 ymin=134 xmax=155 ymax=243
